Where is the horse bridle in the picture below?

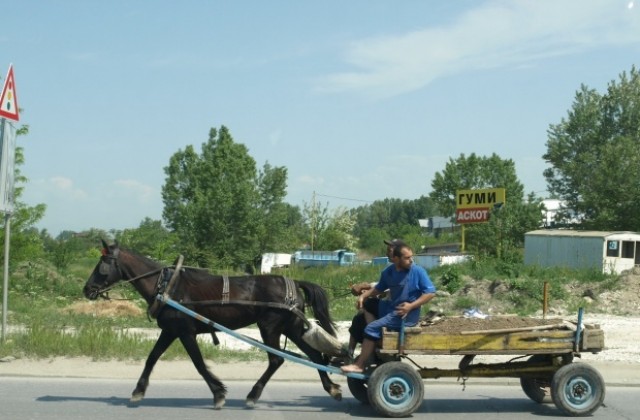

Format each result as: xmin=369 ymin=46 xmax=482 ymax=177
xmin=92 ymin=248 xmax=163 ymax=299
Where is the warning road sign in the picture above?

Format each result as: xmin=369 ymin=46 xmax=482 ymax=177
xmin=0 ymin=65 xmax=19 ymax=122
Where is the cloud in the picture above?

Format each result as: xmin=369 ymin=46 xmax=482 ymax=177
xmin=112 ymin=179 xmax=156 ymax=202
xmin=49 ymin=176 xmax=89 ymax=199
xmin=296 ymin=174 xmax=325 ymax=187
xmin=318 ymin=0 xmax=640 ymax=98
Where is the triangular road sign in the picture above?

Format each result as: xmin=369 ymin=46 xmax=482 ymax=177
xmin=0 ymin=65 xmax=19 ymax=122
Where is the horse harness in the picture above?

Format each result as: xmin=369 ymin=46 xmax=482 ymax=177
xmin=148 ymin=256 xmax=308 ymax=326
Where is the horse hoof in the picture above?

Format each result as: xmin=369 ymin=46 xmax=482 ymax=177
xmin=330 ymin=386 xmax=342 ymax=401
xmin=245 ymin=399 xmax=256 ymax=408
xmin=130 ymin=392 xmax=144 ymax=403
xmin=214 ymin=394 xmax=226 ymax=409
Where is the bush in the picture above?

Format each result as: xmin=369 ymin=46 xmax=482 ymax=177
xmin=438 ymin=265 xmax=464 ymax=294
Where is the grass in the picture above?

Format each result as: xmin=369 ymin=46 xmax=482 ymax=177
xmin=0 ymin=255 xmax=622 ymax=359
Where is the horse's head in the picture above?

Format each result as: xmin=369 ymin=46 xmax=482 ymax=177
xmin=83 ymin=239 xmax=124 ymax=300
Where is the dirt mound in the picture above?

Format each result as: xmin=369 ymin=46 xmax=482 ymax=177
xmin=64 ymin=300 xmax=144 ymax=317
xmin=432 ymin=270 xmax=640 ymax=317
xmin=421 ymin=316 xmax=566 ymax=334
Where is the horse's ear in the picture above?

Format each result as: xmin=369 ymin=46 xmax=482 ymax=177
xmin=101 ymin=239 xmax=109 ymax=251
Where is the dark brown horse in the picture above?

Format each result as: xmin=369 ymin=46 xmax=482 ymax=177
xmin=82 ymin=240 xmax=342 ymax=409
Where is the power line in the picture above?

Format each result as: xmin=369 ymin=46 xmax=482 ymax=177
xmin=315 ymin=193 xmax=374 ymax=203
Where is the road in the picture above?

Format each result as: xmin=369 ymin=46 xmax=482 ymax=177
xmin=1 ymin=377 xmax=637 ymax=419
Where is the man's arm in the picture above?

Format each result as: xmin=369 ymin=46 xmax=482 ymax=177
xmin=356 ymin=286 xmax=384 ymax=309
xmin=350 ymin=282 xmax=373 ymax=296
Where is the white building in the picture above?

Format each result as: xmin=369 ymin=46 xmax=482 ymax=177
xmin=541 ymin=199 xmax=581 ymax=228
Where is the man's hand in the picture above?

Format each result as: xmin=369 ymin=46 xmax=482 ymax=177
xmin=394 ymin=302 xmax=412 ymax=318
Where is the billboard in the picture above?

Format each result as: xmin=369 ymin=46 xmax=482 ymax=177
xmin=455 ymin=188 xmax=505 ymax=224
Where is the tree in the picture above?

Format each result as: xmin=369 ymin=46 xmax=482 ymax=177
xmin=543 ymin=66 xmax=640 ymax=230
xmin=429 ymin=153 xmax=542 ymax=258
xmin=0 ymin=125 xmax=47 ymax=267
xmin=315 ymin=206 xmax=357 ymax=251
xmin=301 ymin=198 xmax=330 ymax=250
xmin=256 ymin=163 xmax=292 ymax=253
xmin=162 ymin=126 xmax=289 ymax=269
xmin=114 ymin=218 xmax=178 ymax=262
xmin=352 ymin=196 xmax=434 ymax=255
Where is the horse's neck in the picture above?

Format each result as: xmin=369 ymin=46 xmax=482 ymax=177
xmin=121 ymin=255 xmax=162 ymax=302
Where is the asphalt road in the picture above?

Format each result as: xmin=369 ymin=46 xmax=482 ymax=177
xmin=1 ymin=377 xmax=637 ymax=419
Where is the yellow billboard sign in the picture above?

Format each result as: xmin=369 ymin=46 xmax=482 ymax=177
xmin=455 ymin=188 xmax=505 ymax=224
xmin=456 ymin=188 xmax=506 ymax=209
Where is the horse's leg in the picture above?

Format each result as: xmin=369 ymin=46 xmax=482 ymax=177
xmin=287 ymin=331 xmax=343 ymax=401
xmin=178 ymin=334 xmax=227 ymax=409
xmin=245 ymin=326 xmax=285 ymax=407
xmin=131 ymin=329 xmax=176 ymax=402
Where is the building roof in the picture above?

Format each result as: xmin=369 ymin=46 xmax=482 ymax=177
xmin=526 ymin=229 xmax=638 ymax=238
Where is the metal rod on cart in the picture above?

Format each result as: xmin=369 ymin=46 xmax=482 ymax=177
xmin=156 ymin=295 xmax=368 ymax=380
xmin=398 ymin=318 xmax=405 ymax=355
xmin=543 ymin=281 xmax=549 ymax=319
xmin=574 ymin=307 xmax=584 ymax=352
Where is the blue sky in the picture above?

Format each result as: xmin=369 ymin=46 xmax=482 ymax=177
xmin=2 ymin=1 xmax=638 ymax=236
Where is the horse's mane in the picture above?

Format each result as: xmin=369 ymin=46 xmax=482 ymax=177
xmin=124 ymin=249 xmax=162 ymax=266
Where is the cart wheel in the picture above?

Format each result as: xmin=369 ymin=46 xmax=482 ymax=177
xmin=367 ymin=361 xmax=423 ymax=418
xmin=551 ymin=363 xmax=605 ymax=416
xmin=347 ymin=376 xmax=369 ymax=404
xmin=520 ymin=355 xmax=553 ymax=404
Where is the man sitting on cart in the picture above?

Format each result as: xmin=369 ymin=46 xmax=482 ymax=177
xmin=341 ymin=243 xmax=436 ymax=374
xmin=347 ymin=238 xmax=404 ymax=358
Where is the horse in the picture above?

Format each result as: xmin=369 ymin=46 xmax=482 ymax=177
xmin=82 ymin=240 xmax=343 ymax=409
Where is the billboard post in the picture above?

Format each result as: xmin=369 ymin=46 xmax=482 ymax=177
xmin=455 ymin=188 xmax=506 ymax=252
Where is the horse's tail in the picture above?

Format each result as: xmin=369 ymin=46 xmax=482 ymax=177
xmin=296 ymin=280 xmax=337 ymax=337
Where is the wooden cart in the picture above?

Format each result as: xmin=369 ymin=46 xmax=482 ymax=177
xmin=347 ymin=309 xmax=606 ymax=418
xmin=159 ymin=296 xmax=605 ymax=418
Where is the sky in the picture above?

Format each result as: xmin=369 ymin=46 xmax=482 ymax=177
xmin=1 ymin=0 xmax=638 ymax=237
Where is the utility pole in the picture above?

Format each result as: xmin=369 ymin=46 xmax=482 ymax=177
xmin=311 ymin=191 xmax=316 ymax=251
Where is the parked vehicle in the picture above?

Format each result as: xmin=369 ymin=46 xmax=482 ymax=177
xmin=292 ymin=249 xmax=356 ymax=268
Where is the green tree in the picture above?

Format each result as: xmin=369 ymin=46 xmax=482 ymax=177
xmin=0 ymin=125 xmax=47 ymax=267
xmin=301 ymin=198 xmax=330 ymax=250
xmin=315 ymin=206 xmax=357 ymax=251
xmin=162 ymin=126 xmax=289 ymax=269
xmin=351 ymin=196 xmax=434 ymax=255
xmin=114 ymin=218 xmax=178 ymax=262
xmin=543 ymin=66 xmax=640 ymax=230
xmin=256 ymin=163 xmax=291 ymax=253
xmin=430 ymin=153 xmax=542 ymax=258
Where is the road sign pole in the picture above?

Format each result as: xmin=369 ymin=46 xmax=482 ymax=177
xmin=2 ymin=212 xmax=9 ymax=343
xmin=0 ymin=64 xmax=19 ymax=343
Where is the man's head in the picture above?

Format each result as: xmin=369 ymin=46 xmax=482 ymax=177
xmin=384 ymin=238 xmax=406 ymax=259
xmin=392 ymin=244 xmax=413 ymax=270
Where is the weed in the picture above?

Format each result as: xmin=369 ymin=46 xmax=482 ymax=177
xmin=437 ymin=265 xmax=464 ymax=294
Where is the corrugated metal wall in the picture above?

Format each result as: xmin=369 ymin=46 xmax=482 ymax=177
xmin=524 ymin=232 xmax=603 ymax=270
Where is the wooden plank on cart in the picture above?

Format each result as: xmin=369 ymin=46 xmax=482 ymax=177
xmin=381 ymin=329 xmax=576 ymax=354
xmin=379 ymin=315 xmax=605 ymax=355
xmin=581 ymin=327 xmax=605 ymax=352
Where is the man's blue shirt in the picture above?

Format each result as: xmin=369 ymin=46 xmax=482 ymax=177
xmin=374 ymin=263 xmax=436 ymax=325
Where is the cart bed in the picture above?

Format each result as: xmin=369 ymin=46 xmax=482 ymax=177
xmin=380 ymin=316 xmax=604 ymax=355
